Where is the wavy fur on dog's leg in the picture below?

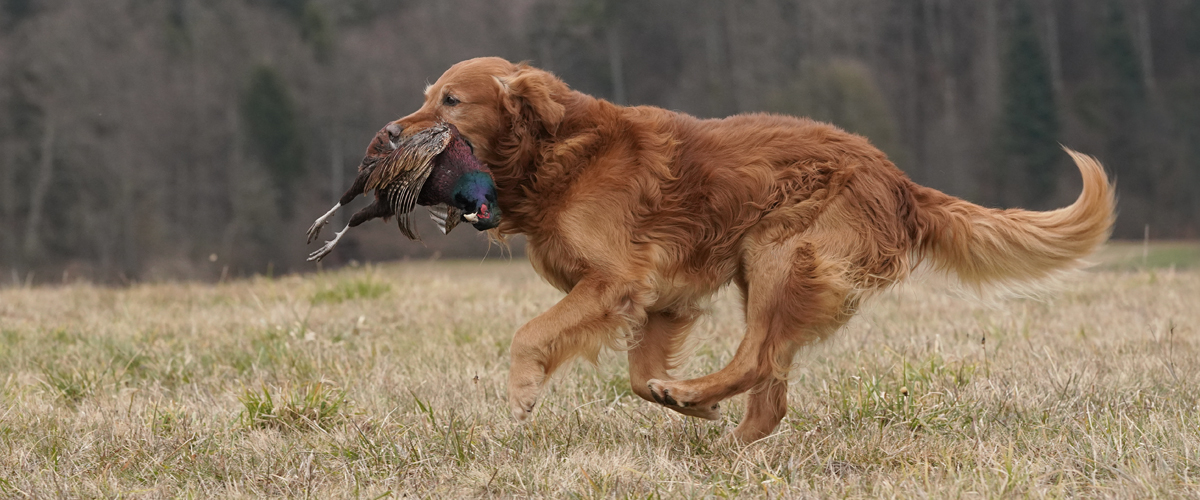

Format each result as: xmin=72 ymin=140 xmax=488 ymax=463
xmin=507 ymin=279 xmax=648 ymax=420
xmin=732 ymin=368 xmax=793 ymax=443
xmin=628 ymin=310 xmax=720 ymax=419
xmin=649 ymin=231 xmax=854 ymax=434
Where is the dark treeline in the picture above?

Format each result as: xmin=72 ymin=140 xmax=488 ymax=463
xmin=1 ymin=0 xmax=1198 ymax=283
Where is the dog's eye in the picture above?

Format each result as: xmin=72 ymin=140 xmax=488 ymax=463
xmin=443 ymin=95 xmax=460 ymax=107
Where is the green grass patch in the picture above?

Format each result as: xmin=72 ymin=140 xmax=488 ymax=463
xmin=40 ymin=366 xmax=102 ymax=405
xmin=238 ymin=382 xmax=349 ymax=431
xmin=310 ymin=277 xmax=392 ymax=304
xmin=826 ymin=354 xmax=979 ymax=434
xmin=1095 ymin=241 xmax=1200 ymax=270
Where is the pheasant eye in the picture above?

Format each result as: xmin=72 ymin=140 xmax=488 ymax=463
xmin=443 ymin=95 xmax=460 ymax=107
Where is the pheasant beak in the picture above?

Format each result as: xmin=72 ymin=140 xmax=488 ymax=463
xmin=462 ymin=204 xmax=490 ymax=224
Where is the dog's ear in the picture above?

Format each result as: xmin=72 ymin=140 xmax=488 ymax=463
xmin=497 ymin=68 xmax=566 ymax=136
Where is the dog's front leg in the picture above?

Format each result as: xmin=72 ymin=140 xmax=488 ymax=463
xmin=508 ymin=278 xmax=646 ymax=420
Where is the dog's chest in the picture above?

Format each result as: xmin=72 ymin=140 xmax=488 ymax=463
xmin=524 ymin=237 xmax=587 ymax=293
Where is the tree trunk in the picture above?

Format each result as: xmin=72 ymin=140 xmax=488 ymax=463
xmin=981 ymin=0 xmax=1000 ymax=115
xmin=1042 ymin=1 xmax=1065 ymax=98
xmin=1133 ymin=0 xmax=1156 ymax=94
xmin=703 ymin=0 xmax=731 ymax=116
xmin=606 ymin=22 xmax=627 ymax=105
xmin=23 ymin=113 xmax=55 ymax=259
xmin=901 ymin=0 xmax=924 ymax=180
xmin=1 ymin=144 xmax=16 ymax=264
xmin=722 ymin=0 xmax=745 ymax=113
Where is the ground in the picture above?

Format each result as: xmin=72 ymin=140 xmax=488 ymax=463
xmin=0 ymin=243 xmax=1198 ymax=498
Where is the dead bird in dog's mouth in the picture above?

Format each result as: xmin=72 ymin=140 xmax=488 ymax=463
xmin=305 ymin=122 xmax=500 ymax=262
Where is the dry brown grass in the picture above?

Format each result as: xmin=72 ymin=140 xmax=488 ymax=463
xmin=1 ymin=248 xmax=1199 ymax=498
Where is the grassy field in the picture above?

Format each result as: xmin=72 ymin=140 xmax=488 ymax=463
xmin=1 ymin=244 xmax=1199 ymax=498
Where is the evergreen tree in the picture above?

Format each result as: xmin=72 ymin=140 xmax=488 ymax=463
xmin=240 ymin=64 xmax=304 ymax=214
xmin=165 ymin=0 xmax=191 ymax=55
xmin=300 ymin=2 xmax=333 ymax=64
xmin=1093 ymin=0 xmax=1149 ymax=197
xmin=267 ymin=0 xmax=308 ymax=18
xmin=995 ymin=0 xmax=1060 ymax=207
xmin=1183 ymin=0 xmax=1200 ymax=233
xmin=2 ymin=0 xmax=33 ymax=25
xmin=768 ymin=60 xmax=904 ymax=163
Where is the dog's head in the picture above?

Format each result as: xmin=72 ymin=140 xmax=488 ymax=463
xmin=388 ymin=57 xmax=569 ymax=167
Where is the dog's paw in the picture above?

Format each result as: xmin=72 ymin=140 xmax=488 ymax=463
xmin=730 ymin=421 xmax=775 ymax=444
xmin=508 ymin=390 xmax=537 ymax=421
xmin=510 ymin=400 xmax=535 ymax=421
xmin=647 ymin=379 xmax=721 ymax=420
xmin=507 ymin=372 xmax=543 ymax=422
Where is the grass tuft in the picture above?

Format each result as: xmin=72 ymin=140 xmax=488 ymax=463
xmin=40 ymin=366 xmax=101 ymax=404
xmin=238 ymin=382 xmax=349 ymax=431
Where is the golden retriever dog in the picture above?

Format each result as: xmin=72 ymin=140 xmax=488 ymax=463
xmin=389 ymin=57 xmax=1114 ymax=442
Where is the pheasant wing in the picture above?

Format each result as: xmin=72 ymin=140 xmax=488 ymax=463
xmin=366 ymin=124 xmax=453 ymax=240
xmin=427 ymin=204 xmax=463 ymax=234
xmin=390 ymin=166 xmax=435 ymax=240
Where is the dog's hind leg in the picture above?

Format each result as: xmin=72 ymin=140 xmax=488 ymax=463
xmin=737 ymin=375 xmax=793 ymax=442
xmin=648 ymin=235 xmax=854 ymax=441
xmin=627 ymin=310 xmax=719 ymax=420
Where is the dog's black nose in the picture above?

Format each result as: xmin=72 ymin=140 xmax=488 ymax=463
xmin=385 ymin=123 xmax=403 ymax=142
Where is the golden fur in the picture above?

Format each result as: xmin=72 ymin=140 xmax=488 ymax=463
xmin=391 ymin=57 xmax=1115 ymax=442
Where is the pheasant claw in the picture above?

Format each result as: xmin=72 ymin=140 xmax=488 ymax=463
xmin=308 ymin=223 xmax=349 ymax=262
xmin=306 ymin=203 xmax=342 ymax=244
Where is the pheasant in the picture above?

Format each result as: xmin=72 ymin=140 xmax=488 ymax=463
xmin=305 ymin=122 xmax=500 ymax=262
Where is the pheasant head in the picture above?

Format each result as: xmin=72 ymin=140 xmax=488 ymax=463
xmin=418 ymin=126 xmax=500 ymax=230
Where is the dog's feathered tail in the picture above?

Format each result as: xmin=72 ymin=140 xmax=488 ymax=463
xmin=911 ymin=148 xmax=1116 ymax=289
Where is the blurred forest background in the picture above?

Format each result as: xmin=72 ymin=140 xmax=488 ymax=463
xmin=1 ymin=0 xmax=1198 ymax=283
